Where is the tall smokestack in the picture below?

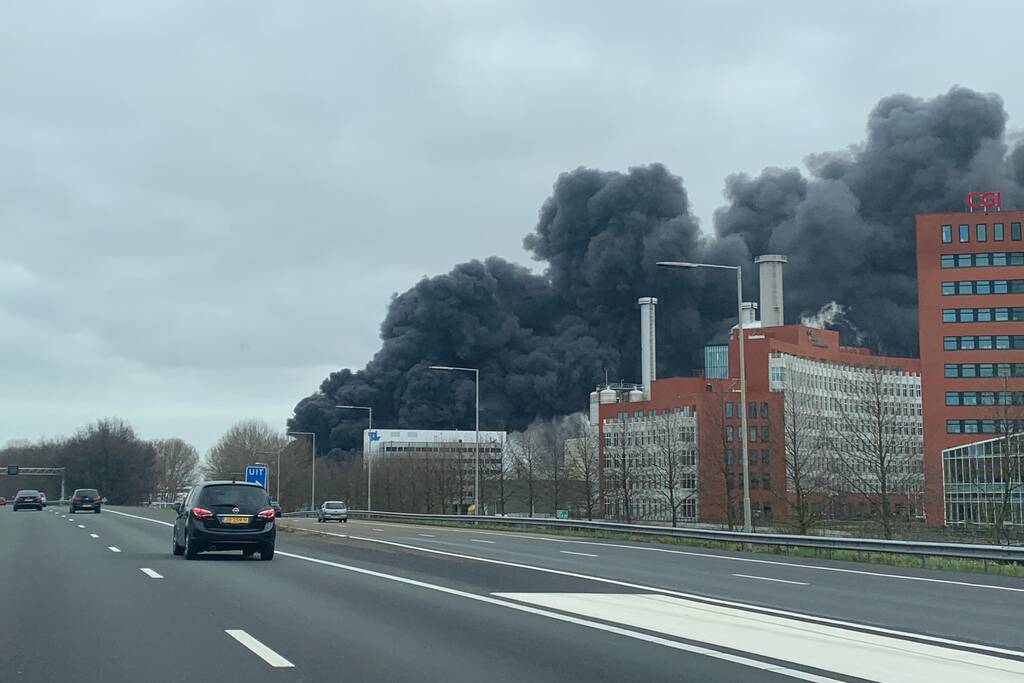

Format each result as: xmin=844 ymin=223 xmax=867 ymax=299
xmin=755 ymin=254 xmax=787 ymax=327
xmin=638 ymin=297 xmax=657 ymax=399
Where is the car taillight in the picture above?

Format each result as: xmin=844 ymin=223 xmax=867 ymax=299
xmin=257 ymin=509 xmax=275 ymax=520
xmin=191 ymin=506 xmax=213 ymax=519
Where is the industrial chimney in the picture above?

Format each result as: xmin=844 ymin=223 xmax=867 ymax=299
xmin=755 ymin=254 xmax=787 ymax=327
xmin=638 ymin=297 xmax=657 ymax=400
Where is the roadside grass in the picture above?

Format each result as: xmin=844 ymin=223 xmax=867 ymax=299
xmin=279 ymin=516 xmax=1024 ymax=579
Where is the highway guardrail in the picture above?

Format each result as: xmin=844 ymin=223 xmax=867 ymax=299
xmin=290 ymin=510 xmax=1024 ymax=564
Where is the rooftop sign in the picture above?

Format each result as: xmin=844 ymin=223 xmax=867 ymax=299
xmin=965 ymin=191 xmax=1001 ymax=212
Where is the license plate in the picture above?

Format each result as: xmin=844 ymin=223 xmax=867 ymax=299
xmin=222 ymin=516 xmax=249 ymax=525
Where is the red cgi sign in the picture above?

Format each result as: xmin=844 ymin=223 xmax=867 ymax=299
xmin=965 ymin=191 xmax=1002 ymax=211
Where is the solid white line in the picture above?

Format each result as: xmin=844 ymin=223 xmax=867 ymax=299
xmin=113 ymin=507 xmax=1024 ymax=660
xmin=139 ymin=568 xmax=163 ymax=579
xmin=272 ymin=550 xmax=841 ymax=682
xmin=108 ymin=546 xmax=121 ymax=553
xmin=89 ymin=534 xmax=99 ymax=538
xmin=225 ymin=630 xmax=294 ymax=668
xmin=78 ymin=524 xmax=85 ymax=528
xmin=471 ymin=539 xmax=496 ymax=544
xmin=733 ymin=574 xmax=809 ymax=586
xmin=560 ymin=550 xmax=599 ymax=558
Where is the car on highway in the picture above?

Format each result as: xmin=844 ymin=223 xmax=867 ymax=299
xmin=317 ymin=500 xmax=348 ymax=523
xmin=0 ymin=496 xmax=6 ymax=506
xmin=70 ymin=488 xmax=102 ymax=514
xmin=172 ymin=481 xmax=276 ymax=560
xmin=13 ymin=490 xmax=43 ymax=511
xmin=39 ymin=493 xmax=47 ymax=507
xmin=269 ymin=498 xmax=283 ymax=517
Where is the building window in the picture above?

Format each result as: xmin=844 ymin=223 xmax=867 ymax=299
xmin=943 ymin=337 xmax=957 ymax=350
xmin=942 ymin=309 xmax=956 ymax=322
xmin=941 ymin=255 xmax=955 ymax=268
xmin=760 ymin=401 xmax=769 ymax=418
xmin=724 ymin=449 xmax=732 ymax=465
xmin=976 ymin=224 xmax=987 ymax=242
xmin=941 ymin=282 xmax=955 ymax=295
xmin=761 ymin=426 xmax=770 ymax=441
xmin=959 ymin=224 xmax=970 ymax=242
xmin=648 ymin=409 xmax=657 ymax=417
xmin=748 ymin=402 xmax=757 ymax=419
xmin=994 ymin=223 xmax=1005 ymax=241
xmin=947 ymin=420 xmax=961 ymax=433
xmin=945 ymin=392 xmax=960 ymax=406
xmin=941 ymin=224 xmax=953 ymax=243
xmin=634 ymin=410 xmax=643 ymax=418
xmin=761 ymin=449 xmax=770 ymax=465
xmin=725 ymin=426 xmax=734 ymax=442
xmin=945 ymin=364 xmax=958 ymax=378
xmin=724 ymin=402 xmax=733 ymax=418
xmin=1013 ymin=223 xmax=1022 ymax=241
xmin=749 ymin=427 xmax=757 ymax=443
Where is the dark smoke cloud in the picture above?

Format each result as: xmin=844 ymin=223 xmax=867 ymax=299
xmin=290 ymin=87 xmax=1024 ymax=453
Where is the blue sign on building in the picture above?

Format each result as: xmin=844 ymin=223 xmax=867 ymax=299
xmin=245 ymin=465 xmax=268 ymax=489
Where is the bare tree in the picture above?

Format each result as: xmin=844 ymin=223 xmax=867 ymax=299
xmin=833 ymin=366 xmax=922 ymax=539
xmin=565 ymin=415 xmax=600 ymax=520
xmin=537 ymin=420 xmax=567 ymax=515
xmin=152 ymin=438 xmax=199 ymax=497
xmin=702 ymin=392 xmax=741 ymax=530
xmin=779 ymin=371 xmax=828 ymax=534
xmin=982 ymin=379 xmax=1024 ymax=542
xmin=648 ymin=411 xmax=698 ymax=527
xmin=509 ymin=427 xmax=541 ymax=517
xmin=603 ymin=418 xmax=638 ymax=523
xmin=204 ymin=419 xmax=289 ymax=481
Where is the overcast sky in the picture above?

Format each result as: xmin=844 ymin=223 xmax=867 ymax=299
xmin=2 ymin=1 xmax=1022 ymax=455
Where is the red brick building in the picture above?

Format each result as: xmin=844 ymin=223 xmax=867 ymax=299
xmin=916 ymin=209 xmax=1024 ymax=525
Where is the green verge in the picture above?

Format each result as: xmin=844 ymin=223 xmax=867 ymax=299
xmin=280 ymin=516 xmax=1024 ymax=579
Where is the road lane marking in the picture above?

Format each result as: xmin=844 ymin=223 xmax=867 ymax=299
xmin=372 ymin=528 xmax=384 ymax=531
xmin=418 ymin=533 xmax=435 ymax=537
xmin=89 ymin=534 xmax=99 ymax=538
xmin=139 ymin=568 xmax=163 ymax=579
xmin=114 ymin=507 xmax=1024 ymax=660
xmin=560 ymin=550 xmax=599 ymax=558
xmin=225 ymin=630 xmax=294 ymax=668
xmin=493 ymin=592 xmax=1024 ymax=683
xmin=733 ymin=574 xmax=809 ymax=586
xmin=471 ymin=539 xmax=496 ymax=544
xmin=272 ymin=550 xmax=842 ymax=682
xmin=78 ymin=524 xmax=85 ymax=528
xmin=108 ymin=546 xmax=121 ymax=553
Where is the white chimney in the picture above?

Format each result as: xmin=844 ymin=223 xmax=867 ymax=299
xmin=755 ymin=254 xmax=787 ymax=327
xmin=740 ymin=301 xmax=759 ymax=326
xmin=638 ymin=297 xmax=657 ymax=400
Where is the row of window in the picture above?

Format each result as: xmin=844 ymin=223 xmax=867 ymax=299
xmin=724 ymin=448 xmax=771 ymax=466
xmin=726 ymin=473 xmax=773 ymax=490
xmin=941 ymin=222 xmax=1022 ymax=244
xmin=615 ymin=407 xmax=692 ymax=421
xmin=946 ymin=419 xmax=1024 ymax=434
xmin=941 ymin=252 xmax=1024 ymax=269
xmin=943 ymin=335 xmax=1024 ymax=350
xmin=941 ymin=280 xmax=1024 ymax=296
xmin=945 ymin=391 xmax=1024 ymax=406
xmin=942 ymin=307 xmax=1024 ymax=323
xmin=944 ymin=363 xmax=1024 ymax=378
xmin=723 ymin=401 xmax=769 ymax=419
xmin=724 ymin=426 xmax=770 ymax=443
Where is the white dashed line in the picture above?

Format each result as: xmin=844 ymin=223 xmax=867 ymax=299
xmin=139 ymin=568 xmax=163 ymax=579
xmin=560 ymin=550 xmax=599 ymax=558
xmin=733 ymin=574 xmax=809 ymax=586
xmin=418 ymin=534 xmax=436 ymax=538
xmin=89 ymin=534 xmax=99 ymax=538
xmin=372 ymin=528 xmax=384 ymax=531
xmin=225 ymin=630 xmax=294 ymax=668
xmin=78 ymin=524 xmax=85 ymax=528
xmin=108 ymin=546 xmax=121 ymax=553
xmin=471 ymin=539 xmax=496 ymax=544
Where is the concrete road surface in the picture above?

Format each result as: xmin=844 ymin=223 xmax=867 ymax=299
xmin=1 ymin=506 xmax=1022 ymax=682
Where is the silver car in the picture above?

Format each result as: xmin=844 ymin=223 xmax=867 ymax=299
xmin=317 ymin=500 xmax=348 ymax=523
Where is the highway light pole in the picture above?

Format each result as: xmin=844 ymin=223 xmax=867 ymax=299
xmin=336 ymin=405 xmax=373 ymax=511
xmin=430 ymin=365 xmax=481 ymax=515
xmin=288 ymin=431 xmax=316 ymax=512
xmin=657 ymin=261 xmax=752 ymax=533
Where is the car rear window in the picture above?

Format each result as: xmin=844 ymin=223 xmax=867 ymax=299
xmin=77 ymin=489 xmax=99 ymax=496
xmin=199 ymin=485 xmax=268 ymax=509
xmin=326 ymin=501 xmax=346 ymax=509
xmin=17 ymin=490 xmax=39 ymax=496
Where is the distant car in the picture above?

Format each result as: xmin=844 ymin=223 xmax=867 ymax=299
xmin=269 ymin=499 xmax=283 ymax=517
xmin=0 ymin=497 xmax=6 ymax=506
xmin=39 ymin=493 xmax=47 ymax=507
xmin=70 ymin=488 xmax=102 ymax=514
xmin=317 ymin=500 xmax=348 ymax=523
xmin=172 ymin=481 xmax=276 ymax=560
xmin=13 ymin=490 xmax=43 ymax=511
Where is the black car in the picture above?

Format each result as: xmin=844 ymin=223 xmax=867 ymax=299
xmin=13 ymin=490 xmax=43 ymax=511
xmin=172 ymin=481 xmax=276 ymax=560
xmin=69 ymin=488 xmax=102 ymax=513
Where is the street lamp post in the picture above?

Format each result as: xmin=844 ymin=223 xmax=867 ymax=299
xmin=253 ymin=450 xmax=280 ymax=502
xmin=657 ymin=261 xmax=752 ymax=533
xmin=430 ymin=365 xmax=481 ymax=515
xmin=287 ymin=431 xmax=316 ymax=512
xmin=336 ymin=405 xmax=373 ymax=511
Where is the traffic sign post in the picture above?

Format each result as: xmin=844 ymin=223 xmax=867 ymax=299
xmin=245 ymin=464 xmax=268 ymax=489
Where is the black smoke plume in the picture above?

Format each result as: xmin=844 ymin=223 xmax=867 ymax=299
xmin=290 ymin=87 xmax=1024 ymax=454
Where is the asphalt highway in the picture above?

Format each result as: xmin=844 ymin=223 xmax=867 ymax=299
xmin=2 ymin=505 xmax=1022 ymax=682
